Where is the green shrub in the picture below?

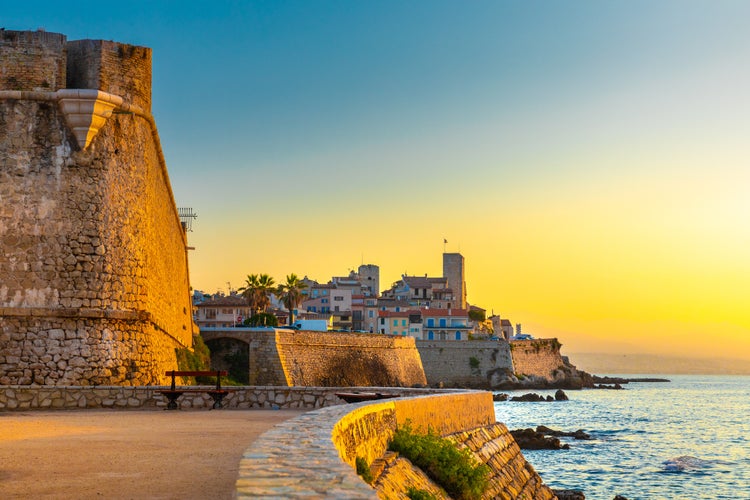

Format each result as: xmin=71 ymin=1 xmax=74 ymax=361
xmin=406 ymin=487 xmax=438 ymax=500
xmin=469 ymin=356 xmax=480 ymax=369
xmin=355 ymin=456 xmax=374 ymax=484
xmin=244 ymin=313 xmax=278 ymax=327
xmin=175 ymin=335 xmax=211 ymax=371
xmin=388 ymin=423 xmax=489 ymax=500
xmin=174 ymin=336 xmax=245 ymax=385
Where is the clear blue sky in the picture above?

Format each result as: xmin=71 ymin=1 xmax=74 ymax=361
xmin=4 ymin=1 xmax=750 ymax=361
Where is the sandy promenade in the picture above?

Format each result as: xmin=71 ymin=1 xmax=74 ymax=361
xmin=0 ymin=408 xmax=305 ymax=499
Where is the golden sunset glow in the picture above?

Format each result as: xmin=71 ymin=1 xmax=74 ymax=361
xmin=13 ymin=1 xmax=749 ymax=369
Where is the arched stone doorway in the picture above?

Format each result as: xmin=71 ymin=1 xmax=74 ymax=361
xmin=204 ymin=337 xmax=250 ymax=384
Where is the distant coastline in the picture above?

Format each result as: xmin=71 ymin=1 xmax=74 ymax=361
xmin=569 ymin=352 xmax=750 ymax=375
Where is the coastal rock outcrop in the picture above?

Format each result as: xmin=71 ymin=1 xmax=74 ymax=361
xmin=536 ymin=425 xmax=592 ymax=440
xmin=509 ymin=428 xmax=569 ymax=450
xmin=509 ymin=393 xmax=553 ymax=402
xmin=553 ymin=490 xmax=586 ymax=500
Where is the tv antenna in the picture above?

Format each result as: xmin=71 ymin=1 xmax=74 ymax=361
xmin=178 ymin=207 xmax=198 ymax=232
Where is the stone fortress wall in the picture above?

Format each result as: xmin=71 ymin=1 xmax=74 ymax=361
xmin=416 ymin=340 xmax=514 ymax=388
xmin=201 ymin=328 xmax=428 ymax=387
xmin=202 ymin=328 xmax=573 ymax=389
xmin=0 ymin=30 xmax=192 ymax=386
xmin=510 ymin=338 xmax=566 ymax=381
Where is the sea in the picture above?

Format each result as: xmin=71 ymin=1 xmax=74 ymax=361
xmin=493 ymin=375 xmax=750 ymax=500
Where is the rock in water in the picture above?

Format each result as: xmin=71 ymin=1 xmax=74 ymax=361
xmin=535 ymin=425 xmax=592 ymax=440
xmin=510 ymin=428 xmax=569 ymax=450
xmin=555 ymin=389 xmax=569 ymax=400
xmin=552 ymin=489 xmax=585 ymax=499
xmin=510 ymin=393 xmax=547 ymax=402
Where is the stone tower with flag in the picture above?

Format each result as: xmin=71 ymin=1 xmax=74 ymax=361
xmin=442 ymin=250 xmax=467 ymax=309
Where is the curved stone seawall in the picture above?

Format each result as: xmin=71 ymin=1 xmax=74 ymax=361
xmin=238 ymin=392 xmax=555 ymax=499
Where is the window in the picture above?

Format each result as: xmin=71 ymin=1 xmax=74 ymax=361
xmin=439 ymin=318 xmax=447 ymax=327
xmin=205 ymin=309 xmax=217 ymax=319
xmin=427 ymin=318 xmax=434 ymax=327
xmin=455 ymin=331 xmax=461 ymax=340
xmin=334 ymin=296 xmax=344 ymax=302
xmin=401 ymin=319 xmax=407 ymax=326
xmin=428 ymin=331 xmax=434 ymax=340
xmin=321 ymin=298 xmax=328 ymax=304
xmin=380 ymin=318 xmax=385 ymax=325
xmin=393 ymin=319 xmax=398 ymax=326
xmin=368 ymin=310 xmax=374 ymax=318
xmin=334 ymin=306 xmax=340 ymax=312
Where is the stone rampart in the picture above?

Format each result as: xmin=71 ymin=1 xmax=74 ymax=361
xmin=237 ymin=391 xmax=555 ymax=499
xmin=416 ymin=340 xmax=514 ymax=388
xmin=510 ymin=339 xmax=565 ymax=382
xmin=201 ymin=329 xmax=428 ymax=387
xmin=0 ymin=30 xmax=192 ymax=386
xmin=277 ymin=330 xmax=427 ymax=387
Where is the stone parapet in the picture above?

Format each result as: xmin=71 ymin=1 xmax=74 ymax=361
xmin=0 ymin=385 xmax=455 ymax=411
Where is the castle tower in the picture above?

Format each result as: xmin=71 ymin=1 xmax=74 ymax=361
xmin=358 ymin=264 xmax=380 ymax=297
xmin=443 ymin=252 xmax=467 ymax=309
xmin=0 ymin=30 xmax=192 ymax=386
xmin=0 ymin=30 xmax=67 ymax=91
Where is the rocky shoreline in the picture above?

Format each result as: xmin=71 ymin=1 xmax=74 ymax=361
xmin=490 ymin=368 xmax=671 ymax=391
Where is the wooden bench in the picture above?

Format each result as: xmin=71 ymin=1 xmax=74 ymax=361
xmin=159 ymin=370 xmax=234 ymax=410
xmin=334 ymin=392 xmax=401 ymax=404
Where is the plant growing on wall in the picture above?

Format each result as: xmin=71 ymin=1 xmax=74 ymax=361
xmin=388 ymin=422 xmax=489 ymax=500
xmin=175 ymin=335 xmax=211 ymax=371
xmin=355 ymin=456 xmax=374 ymax=484
xmin=406 ymin=487 xmax=438 ymax=500
xmin=468 ymin=309 xmax=485 ymax=322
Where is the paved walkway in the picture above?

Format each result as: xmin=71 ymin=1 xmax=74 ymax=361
xmin=0 ymin=409 xmax=305 ymax=499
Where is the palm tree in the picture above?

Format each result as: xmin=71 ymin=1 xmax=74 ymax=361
xmin=239 ymin=274 xmax=260 ymax=312
xmin=276 ymin=273 xmax=308 ymax=325
xmin=254 ymin=273 xmax=276 ymax=314
xmin=238 ymin=273 xmax=276 ymax=315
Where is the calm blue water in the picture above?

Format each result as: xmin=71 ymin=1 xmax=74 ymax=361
xmin=493 ymin=375 xmax=750 ymax=500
